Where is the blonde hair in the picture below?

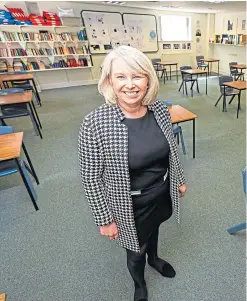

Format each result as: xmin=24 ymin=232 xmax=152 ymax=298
xmin=98 ymin=46 xmax=159 ymax=105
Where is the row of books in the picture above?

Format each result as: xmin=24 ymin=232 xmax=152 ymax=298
xmin=0 ymin=31 xmax=89 ymax=42
xmin=53 ymin=46 xmax=90 ymax=55
xmin=26 ymin=48 xmax=52 ymax=56
xmin=10 ymin=48 xmax=27 ymax=56
xmin=51 ymin=58 xmax=91 ymax=68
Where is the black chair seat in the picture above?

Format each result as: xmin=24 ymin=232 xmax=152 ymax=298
xmin=0 ymin=160 xmax=17 ymax=172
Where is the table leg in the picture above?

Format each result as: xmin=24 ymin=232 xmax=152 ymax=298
xmin=22 ymin=142 xmax=39 ymax=184
xmin=31 ymin=100 xmax=42 ymax=129
xmin=237 ymin=90 xmax=241 ymax=118
xmin=170 ymin=65 xmax=172 ymax=80
xmin=206 ymin=72 xmax=207 ymax=95
xmin=31 ymin=79 xmax=42 ymax=107
xmin=218 ymin=61 xmax=219 ymax=76
xmin=176 ymin=64 xmax=178 ymax=83
xmin=15 ymin=158 xmax=39 ymax=211
xmin=223 ymin=85 xmax=227 ymax=112
xmin=28 ymin=103 xmax=43 ymax=139
xmin=193 ymin=119 xmax=195 ymax=159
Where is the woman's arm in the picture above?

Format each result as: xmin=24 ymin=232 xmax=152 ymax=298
xmin=78 ymin=119 xmax=114 ymax=226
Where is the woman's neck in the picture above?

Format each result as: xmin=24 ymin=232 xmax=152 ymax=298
xmin=118 ymin=102 xmax=147 ymax=119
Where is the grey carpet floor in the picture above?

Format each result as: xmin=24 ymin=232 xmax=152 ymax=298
xmin=0 ymin=76 xmax=246 ymax=301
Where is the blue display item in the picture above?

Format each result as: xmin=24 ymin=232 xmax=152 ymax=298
xmin=0 ymin=19 xmax=15 ymax=25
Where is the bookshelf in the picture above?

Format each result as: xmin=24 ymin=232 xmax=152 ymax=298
xmin=209 ymin=34 xmax=246 ymax=46
xmin=0 ymin=25 xmax=93 ymax=72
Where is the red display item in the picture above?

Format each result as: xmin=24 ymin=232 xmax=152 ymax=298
xmin=5 ymin=7 xmax=28 ymax=21
xmin=43 ymin=11 xmax=60 ymax=21
xmin=45 ymin=21 xmax=62 ymax=26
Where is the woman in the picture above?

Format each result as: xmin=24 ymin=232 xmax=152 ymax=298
xmin=78 ymin=45 xmax=186 ymax=301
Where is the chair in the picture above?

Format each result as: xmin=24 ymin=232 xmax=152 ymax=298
xmin=214 ymin=76 xmax=239 ymax=111
xmin=227 ymin=168 xmax=246 ymax=234
xmin=0 ymin=88 xmax=42 ymax=138
xmin=0 ymin=126 xmax=39 ymax=211
xmin=178 ymin=66 xmax=199 ymax=97
xmin=163 ymin=101 xmax=186 ymax=155
xmin=196 ymin=56 xmax=208 ymax=71
xmin=229 ymin=62 xmax=244 ymax=81
xmin=151 ymin=58 xmax=168 ymax=80
xmin=4 ymin=60 xmax=42 ymax=106
xmin=173 ymin=124 xmax=186 ymax=155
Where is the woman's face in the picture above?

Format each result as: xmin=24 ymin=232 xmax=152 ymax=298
xmin=110 ymin=58 xmax=149 ymax=107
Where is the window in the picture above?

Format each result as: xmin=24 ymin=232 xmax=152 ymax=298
xmin=160 ymin=15 xmax=191 ymax=41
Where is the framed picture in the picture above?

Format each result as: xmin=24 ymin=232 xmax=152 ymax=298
xmin=242 ymin=20 xmax=246 ymax=31
xmin=182 ymin=43 xmax=186 ymax=50
xmin=173 ymin=43 xmax=180 ymax=50
xmin=163 ymin=43 xmax=171 ymax=50
xmin=187 ymin=43 xmax=191 ymax=50
xmin=227 ymin=20 xmax=233 ymax=31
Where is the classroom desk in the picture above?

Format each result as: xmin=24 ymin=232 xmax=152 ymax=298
xmin=0 ymin=132 xmax=39 ymax=210
xmin=158 ymin=62 xmax=178 ymax=83
xmin=169 ymin=105 xmax=197 ymax=158
xmin=0 ymin=91 xmax=42 ymax=138
xmin=0 ymin=293 xmax=6 ymax=301
xmin=179 ymin=69 xmax=208 ymax=95
xmin=200 ymin=58 xmax=220 ymax=76
xmin=222 ymin=80 xmax=246 ymax=118
xmin=0 ymin=72 xmax=41 ymax=106
xmin=231 ymin=64 xmax=246 ymax=80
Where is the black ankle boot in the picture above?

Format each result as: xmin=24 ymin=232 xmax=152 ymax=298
xmin=147 ymin=228 xmax=176 ymax=278
xmin=126 ymin=245 xmax=148 ymax=301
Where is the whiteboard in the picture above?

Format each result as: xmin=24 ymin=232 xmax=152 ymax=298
xmin=123 ymin=13 xmax=158 ymax=53
xmin=81 ymin=11 xmax=123 ymax=54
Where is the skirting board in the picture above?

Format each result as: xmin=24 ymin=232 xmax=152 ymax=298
xmin=40 ymin=80 xmax=98 ymax=90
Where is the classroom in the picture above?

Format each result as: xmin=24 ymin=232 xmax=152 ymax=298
xmin=0 ymin=1 xmax=246 ymax=301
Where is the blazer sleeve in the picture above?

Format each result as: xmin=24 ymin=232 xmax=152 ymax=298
xmin=78 ymin=119 xmax=114 ymax=227
xmin=164 ymin=106 xmax=186 ymax=186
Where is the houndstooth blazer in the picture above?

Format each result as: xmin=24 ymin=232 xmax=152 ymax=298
xmin=78 ymin=99 xmax=185 ymax=252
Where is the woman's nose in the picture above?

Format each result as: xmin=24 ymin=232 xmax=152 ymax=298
xmin=125 ymin=79 xmax=135 ymax=88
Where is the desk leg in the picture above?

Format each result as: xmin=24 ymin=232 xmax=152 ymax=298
xmin=237 ymin=90 xmax=241 ymax=118
xmin=193 ymin=119 xmax=195 ymax=159
xmin=28 ymin=103 xmax=43 ymax=139
xmin=218 ymin=61 xmax=219 ymax=76
xmin=31 ymin=100 xmax=42 ymax=129
xmin=223 ymin=85 xmax=227 ymax=112
xmin=15 ymin=158 xmax=39 ymax=211
xmin=170 ymin=65 xmax=172 ymax=80
xmin=176 ymin=64 xmax=178 ymax=83
xmin=206 ymin=72 xmax=207 ymax=95
xmin=22 ymin=142 xmax=39 ymax=184
xmin=31 ymin=79 xmax=42 ymax=107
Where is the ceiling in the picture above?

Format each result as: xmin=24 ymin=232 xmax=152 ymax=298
xmin=90 ymin=0 xmax=247 ymax=13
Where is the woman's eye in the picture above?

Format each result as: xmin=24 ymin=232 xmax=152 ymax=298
xmin=117 ymin=76 xmax=124 ymax=79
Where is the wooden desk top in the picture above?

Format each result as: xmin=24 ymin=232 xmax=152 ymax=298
xmin=169 ymin=105 xmax=197 ymax=123
xmin=0 ymin=293 xmax=6 ymax=301
xmin=0 ymin=91 xmax=32 ymax=105
xmin=200 ymin=58 xmax=219 ymax=62
xmin=158 ymin=62 xmax=178 ymax=66
xmin=182 ymin=69 xmax=207 ymax=75
xmin=0 ymin=132 xmax=23 ymax=161
xmin=223 ymin=80 xmax=247 ymax=90
xmin=0 ymin=73 xmax=33 ymax=81
xmin=231 ymin=64 xmax=246 ymax=69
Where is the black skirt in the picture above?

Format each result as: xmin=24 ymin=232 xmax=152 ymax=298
xmin=132 ymin=177 xmax=173 ymax=247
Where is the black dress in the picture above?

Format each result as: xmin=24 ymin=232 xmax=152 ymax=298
xmin=122 ymin=109 xmax=173 ymax=247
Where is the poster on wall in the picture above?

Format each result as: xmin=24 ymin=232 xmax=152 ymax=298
xmin=242 ymin=20 xmax=246 ymax=30
xmin=149 ymin=29 xmax=157 ymax=42
xmin=196 ymin=38 xmax=202 ymax=54
xmin=173 ymin=43 xmax=180 ymax=50
xmin=182 ymin=43 xmax=187 ymax=50
xmin=163 ymin=43 xmax=171 ymax=50
xmin=227 ymin=20 xmax=233 ymax=31
xmin=196 ymin=29 xmax=201 ymax=37
xmin=187 ymin=43 xmax=191 ymax=50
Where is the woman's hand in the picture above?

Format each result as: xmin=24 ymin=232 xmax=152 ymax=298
xmin=99 ymin=221 xmax=119 ymax=240
xmin=179 ymin=184 xmax=187 ymax=198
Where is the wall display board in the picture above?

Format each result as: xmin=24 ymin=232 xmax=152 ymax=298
xmin=122 ymin=13 xmax=158 ymax=53
xmin=81 ymin=11 xmax=158 ymax=54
